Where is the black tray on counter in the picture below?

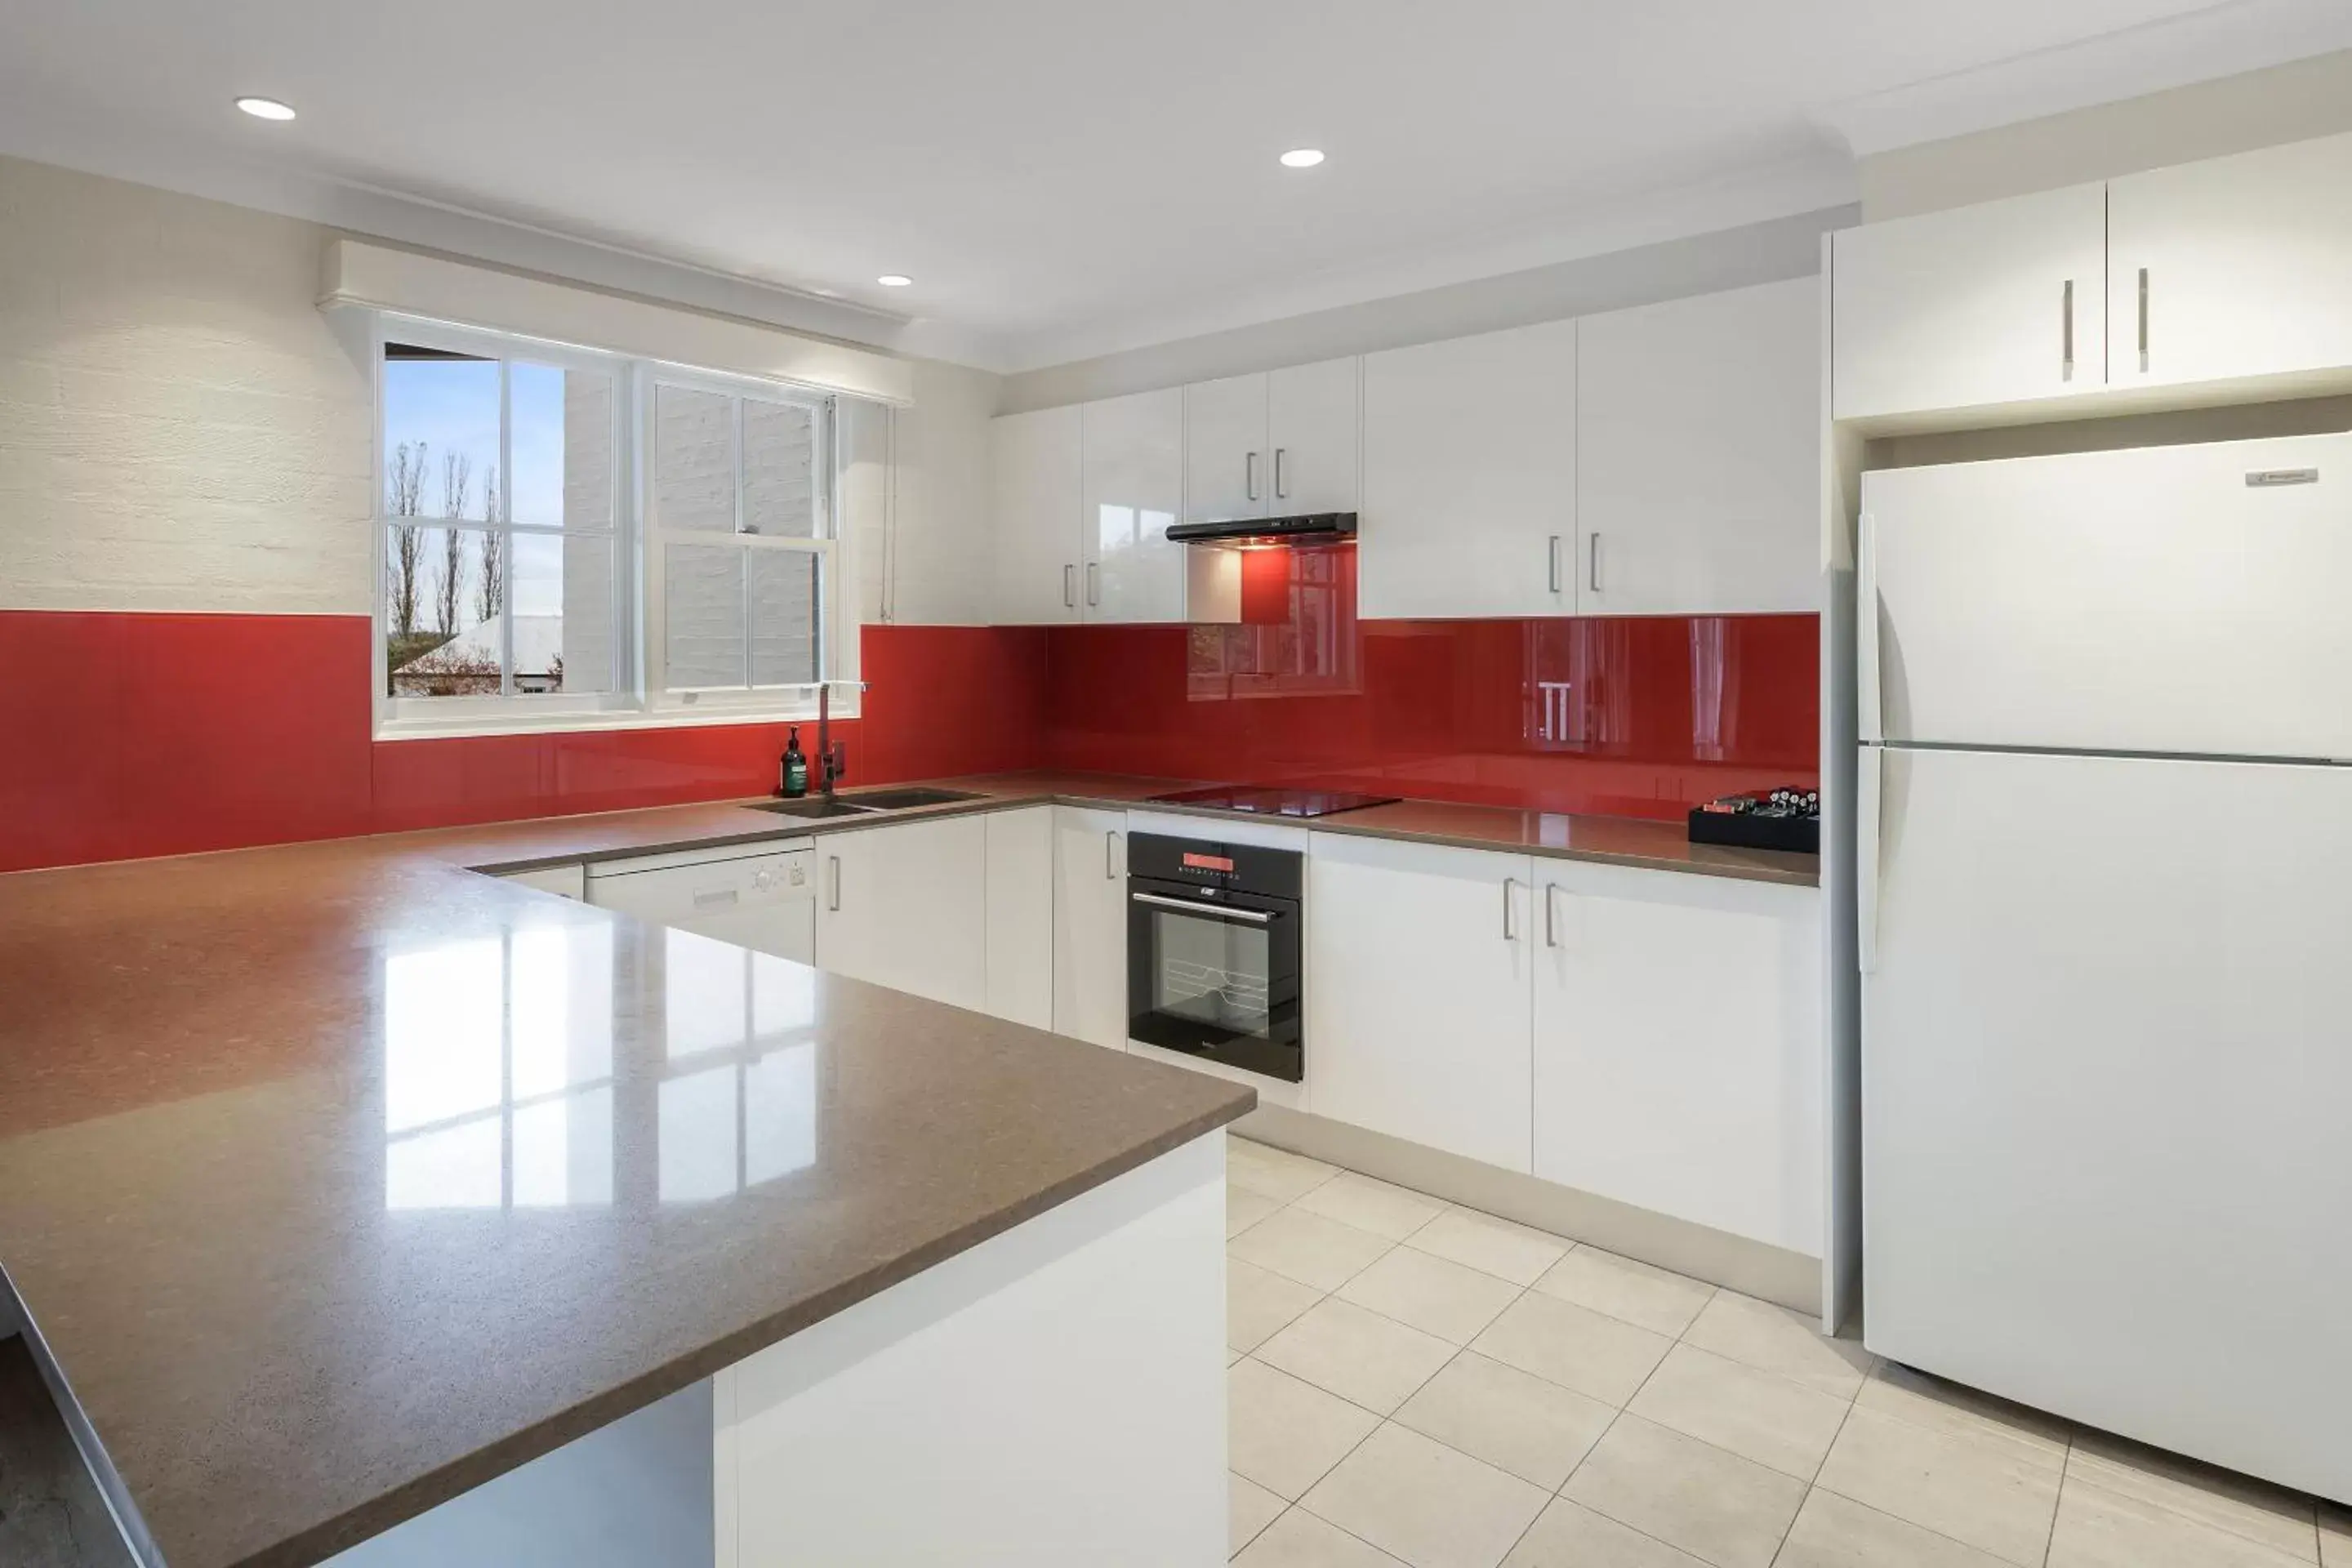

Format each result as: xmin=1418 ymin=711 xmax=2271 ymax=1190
xmin=1687 ymin=805 xmax=1819 ymax=855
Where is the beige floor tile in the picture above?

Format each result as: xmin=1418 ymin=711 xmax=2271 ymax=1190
xmin=1231 ymin=1357 xmax=1382 ymax=1502
xmin=2049 ymin=1477 xmax=2319 ymax=1568
xmin=1231 ymin=1136 xmax=1343 ymax=1203
xmin=1232 ymin=1257 xmax=1326 ymax=1352
xmin=1236 ymin=1506 xmax=1412 ymax=1566
xmin=1294 ymin=1172 xmax=1450 ymax=1241
xmin=1503 ymin=1497 xmax=1709 ymax=1566
xmin=1258 ymin=1298 xmax=1459 ymax=1415
xmin=1624 ymin=1343 xmax=1851 ymax=1480
xmin=1532 ymin=1247 xmax=1715 ymax=1338
xmin=1303 ymin=1422 xmax=1550 ymax=1568
xmin=1392 ymin=1352 xmax=1615 ymax=1490
xmin=1857 ymin=1362 xmax=2070 ymax=1468
xmin=1234 ymin=1472 xmax=1289 ymax=1557
xmin=1561 ymin=1413 xmax=1807 ymax=1568
xmin=2068 ymin=1431 xmax=2319 ymax=1561
xmin=1231 ymin=1184 xmax=1284 ymax=1238
xmin=1775 ymin=1488 xmax=2018 ymax=1568
xmin=2321 ymin=1506 xmax=2350 ymax=1566
xmin=1338 ymin=1245 xmax=1523 ymax=1346
xmin=1469 ymin=1290 xmax=1673 ymax=1408
xmin=1815 ymin=1405 xmax=2061 ymax=1566
xmin=1680 ymin=1292 xmax=1873 ymax=1401
xmin=1232 ymin=1207 xmax=1396 ymax=1292
xmin=1407 ymin=1208 xmax=1572 ymax=1286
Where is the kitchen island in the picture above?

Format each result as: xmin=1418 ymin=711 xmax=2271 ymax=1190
xmin=0 ymin=814 xmax=1252 ymax=1567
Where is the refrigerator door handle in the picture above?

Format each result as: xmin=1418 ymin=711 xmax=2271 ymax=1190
xmin=1856 ymin=510 xmax=1882 ymax=745
xmin=1859 ymin=746 xmax=1884 ymax=976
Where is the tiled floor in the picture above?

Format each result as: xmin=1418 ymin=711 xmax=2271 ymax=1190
xmin=1223 ymin=1136 xmax=2350 ymax=1568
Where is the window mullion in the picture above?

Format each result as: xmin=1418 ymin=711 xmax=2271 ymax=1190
xmin=499 ymin=358 xmax=514 ymax=699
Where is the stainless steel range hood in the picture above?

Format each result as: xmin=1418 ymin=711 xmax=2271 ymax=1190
xmin=1165 ymin=511 xmax=1356 ymax=546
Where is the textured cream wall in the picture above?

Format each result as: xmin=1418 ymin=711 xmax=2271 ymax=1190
xmin=0 ymin=154 xmax=376 ymax=614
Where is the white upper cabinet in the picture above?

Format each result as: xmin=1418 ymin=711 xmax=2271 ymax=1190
xmin=1182 ymin=359 xmax=1358 ymax=525
xmin=989 ymin=405 xmax=1082 ymax=624
xmin=1183 ymin=372 xmax=1272 ymax=523
xmin=1832 ymin=181 xmax=2107 ymax=425
xmin=2108 ymin=131 xmax=2352 ymax=394
xmin=1360 ymin=318 xmax=1577 ymax=620
xmin=1577 ymin=278 xmax=1820 ymax=616
xmin=1266 ymin=359 xmax=1360 ymax=515
xmin=1080 ymin=389 xmax=1185 ymax=622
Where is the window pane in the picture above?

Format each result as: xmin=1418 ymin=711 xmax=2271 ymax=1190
xmin=511 ymin=362 xmax=612 ymax=529
xmin=510 ymin=532 xmax=614 ymax=694
xmin=742 ymin=399 xmax=819 ymax=538
xmin=665 ymin=543 xmax=746 ymax=689
xmin=383 ymin=345 xmax=500 ymax=523
xmin=385 ymin=526 xmax=501 ymax=697
xmin=750 ymin=550 xmax=819 ymax=688
xmin=654 ymin=385 xmax=737 ymax=532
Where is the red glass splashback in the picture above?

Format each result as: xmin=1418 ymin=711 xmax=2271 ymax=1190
xmin=1044 ymin=544 xmax=1819 ymax=822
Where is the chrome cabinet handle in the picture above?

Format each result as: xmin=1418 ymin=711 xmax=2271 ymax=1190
xmin=1503 ymin=878 xmax=1520 ymax=942
xmin=1086 ymin=561 xmax=1100 ymax=606
xmin=1062 ymin=563 xmax=1076 ymax=608
xmin=1104 ymin=830 xmax=1120 ymax=880
xmin=2137 ymin=267 xmax=2150 ymax=373
xmin=1131 ymin=891 xmax=1272 ymax=924
xmin=1274 ymin=447 xmax=1289 ymax=499
xmin=1547 ymin=534 xmax=1562 ymax=594
xmin=1588 ymin=532 xmax=1602 ymax=595
xmin=1544 ymin=884 xmax=1560 ymax=948
xmin=1859 ymin=749 xmax=1882 ymax=974
xmin=826 ymin=855 xmax=841 ymax=912
xmin=2061 ymin=278 xmax=2074 ymax=381
xmin=1245 ymin=450 xmax=1259 ymax=502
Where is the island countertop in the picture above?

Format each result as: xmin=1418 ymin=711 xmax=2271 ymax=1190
xmin=0 ymin=819 xmax=1254 ymax=1568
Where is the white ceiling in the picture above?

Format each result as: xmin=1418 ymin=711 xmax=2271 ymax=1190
xmin=2 ymin=0 xmax=2349 ymax=371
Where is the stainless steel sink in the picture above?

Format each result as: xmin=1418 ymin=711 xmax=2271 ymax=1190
xmin=750 ymin=798 xmax=883 ymax=819
xmin=835 ymin=787 xmax=984 ymax=811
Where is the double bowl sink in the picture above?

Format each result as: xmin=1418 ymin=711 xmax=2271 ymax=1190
xmin=749 ymin=786 xmax=983 ymax=821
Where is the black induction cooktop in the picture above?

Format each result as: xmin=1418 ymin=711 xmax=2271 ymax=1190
xmin=1148 ymin=784 xmax=1402 ymax=818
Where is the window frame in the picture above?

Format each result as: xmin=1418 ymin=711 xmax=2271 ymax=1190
xmin=369 ymin=314 xmax=858 ymax=742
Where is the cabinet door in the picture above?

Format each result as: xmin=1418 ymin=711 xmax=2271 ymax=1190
xmin=1052 ymin=807 xmax=1129 ymax=1049
xmin=989 ymin=406 xmax=1082 ymax=625
xmin=985 ymin=808 xmax=1055 ymax=1028
xmin=1832 ymin=182 xmax=2106 ymax=424
xmin=1360 ymin=318 xmax=1577 ymax=620
xmin=816 ymin=816 xmax=989 ymax=1012
xmin=1533 ymin=863 xmax=1821 ymax=1254
xmin=1182 ymin=373 xmax=1270 ymax=524
xmin=1081 ymin=390 xmax=1185 ymax=622
xmin=1307 ymin=834 xmax=1534 ymax=1173
xmin=2109 ymin=131 xmax=2352 ymax=393
xmin=1578 ymin=278 xmax=1820 ymax=616
xmin=1267 ymin=358 xmax=1360 ymax=514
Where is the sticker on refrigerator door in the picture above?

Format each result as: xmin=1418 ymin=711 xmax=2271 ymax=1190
xmin=2244 ymin=468 xmax=2319 ymax=488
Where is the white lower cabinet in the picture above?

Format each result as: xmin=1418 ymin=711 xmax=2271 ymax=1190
xmin=984 ymin=808 xmax=1055 ymax=1028
xmin=1307 ymin=834 xmax=1535 ymax=1174
xmin=1051 ymin=807 xmax=1129 ymax=1049
xmin=816 ymin=815 xmax=990 ymax=1013
xmin=1532 ymin=863 xmax=1822 ymax=1255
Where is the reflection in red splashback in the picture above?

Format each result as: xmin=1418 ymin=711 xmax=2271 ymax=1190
xmin=1047 ymin=543 xmax=1817 ymax=822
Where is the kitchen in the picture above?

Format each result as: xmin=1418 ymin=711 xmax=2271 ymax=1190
xmin=5 ymin=7 xmax=2352 ymax=1567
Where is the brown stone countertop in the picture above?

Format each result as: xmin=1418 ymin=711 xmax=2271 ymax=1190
xmin=0 ymin=821 xmax=1252 ymax=1568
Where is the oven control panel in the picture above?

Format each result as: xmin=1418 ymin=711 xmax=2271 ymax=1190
xmin=1128 ymin=833 xmax=1303 ymax=898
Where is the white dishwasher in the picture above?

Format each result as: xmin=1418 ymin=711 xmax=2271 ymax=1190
xmin=586 ymin=839 xmax=818 ymax=964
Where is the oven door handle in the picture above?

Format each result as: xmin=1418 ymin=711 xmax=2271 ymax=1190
xmin=1130 ymin=891 xmax=1274 ymax=924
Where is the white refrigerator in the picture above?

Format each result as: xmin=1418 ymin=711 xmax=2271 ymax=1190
xmin=1860 ymin=431 xmax=2352 ymax=1505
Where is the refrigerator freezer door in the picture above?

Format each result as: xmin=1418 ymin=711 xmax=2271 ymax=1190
xmin=1860 ymin=434 xmax=2352 ymax=758
xmin=1862 ymin=744 xmax=2352 ymax=1503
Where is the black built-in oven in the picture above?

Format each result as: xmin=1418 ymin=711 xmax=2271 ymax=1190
xmin=1127 ymin=831 xmax=1303 ymax=1082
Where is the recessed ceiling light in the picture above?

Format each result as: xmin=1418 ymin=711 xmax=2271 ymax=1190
xmin=1279 ymin=149 xmax=1325 ymax=168
xmin=234 ymin=96 xmax=297 ymax=122
xmin=876 ymin=274 xmax=913 ymax=287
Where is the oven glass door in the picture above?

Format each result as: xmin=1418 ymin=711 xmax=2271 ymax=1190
xmin=1127 ymin=880 xmax=1302 ymax=1081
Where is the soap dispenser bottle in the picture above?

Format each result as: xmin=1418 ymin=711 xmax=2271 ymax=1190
xmin=780 ymin=728 xmax=809 ymax=798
